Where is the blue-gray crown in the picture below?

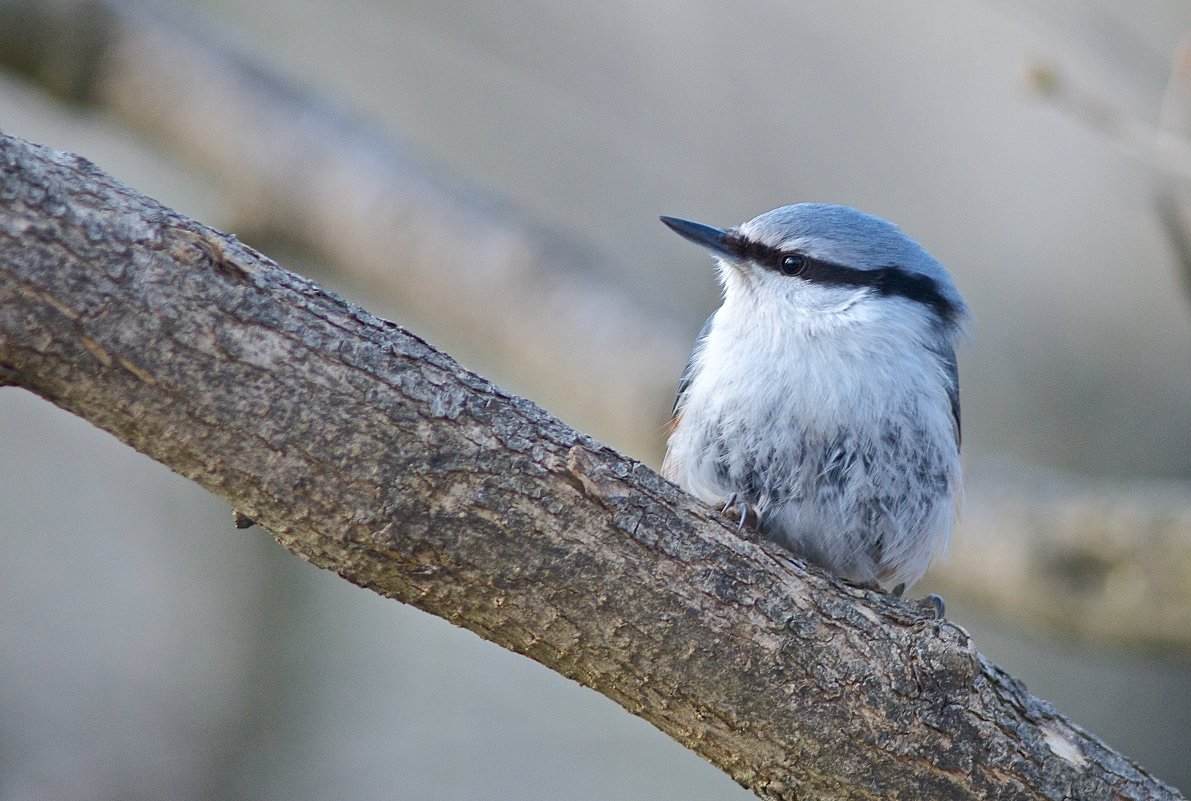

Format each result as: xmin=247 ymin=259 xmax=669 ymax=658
xmin=740 ymin=204 xmax=967 ymax=324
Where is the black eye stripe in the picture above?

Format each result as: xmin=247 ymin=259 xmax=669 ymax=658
xmin=722 ymin=232 xmax=960 ymax=324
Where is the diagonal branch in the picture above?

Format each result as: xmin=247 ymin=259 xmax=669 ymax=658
xmin=0 ymin=132 xmax=1180 ymax=801
xmin=5 ymin=0 xmax=1191 ymax=650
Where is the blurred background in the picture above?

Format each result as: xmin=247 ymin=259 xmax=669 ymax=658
xmin=3 ymin=0 xmax=1191 ymax=798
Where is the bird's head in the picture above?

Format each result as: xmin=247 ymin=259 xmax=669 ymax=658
xmin=661 ymin=204 xmax=966 ymax=332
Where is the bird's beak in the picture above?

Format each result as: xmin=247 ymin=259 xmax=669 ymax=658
xmin=659 ymin=216 xmax=737 ymax=261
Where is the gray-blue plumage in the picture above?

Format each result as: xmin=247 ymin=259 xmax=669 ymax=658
xmin=661 ymin=204 xmax=966 ymax=591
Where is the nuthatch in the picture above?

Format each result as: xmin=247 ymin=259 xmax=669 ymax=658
xmin=660 ymin=204 xmax=966 ymax=607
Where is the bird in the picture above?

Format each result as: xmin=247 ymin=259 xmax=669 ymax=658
xmin=659 ymin=204 xmax=966 ymax=606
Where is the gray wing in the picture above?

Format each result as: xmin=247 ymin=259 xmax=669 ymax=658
xmin=935 ymin=342 xmax=961 ymax=448
xmin=672 ymin=313 xmax=715 ymax=417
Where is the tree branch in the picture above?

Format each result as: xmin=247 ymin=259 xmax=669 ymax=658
xmin=0 ymin=132 xmax=1180 ymax=801
xmin=1026 ymin=52 xmax=1191 ymax=304
xmin=5 ymin=0 xmax=1191 ymax=650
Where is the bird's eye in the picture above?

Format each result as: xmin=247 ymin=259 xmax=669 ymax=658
xmin=779 ymin=253 xmax=805 ymax=276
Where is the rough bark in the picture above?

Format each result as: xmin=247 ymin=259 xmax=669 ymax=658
xmin=4 ymin=0 xmax=1191 ymax=650
xmin=0 ymin=132 xmax=1181 ymax=801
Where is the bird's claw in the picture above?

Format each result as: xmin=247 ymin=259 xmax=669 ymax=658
xmin=887 ymin=583 xmax=944 ymax=618
xmin=717 ymin=493 xmax=754 ymax=531
xmin=917 ymin=593 xmax=945 ymax=619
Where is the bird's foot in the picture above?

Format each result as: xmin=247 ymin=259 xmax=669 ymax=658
xmin=889 ymin=583 xmax=945 ymax=619
xmin=717 ymin=493 xmax=756 ymax=532
xmin=917 ymin=593 xmax=945 ymax=619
